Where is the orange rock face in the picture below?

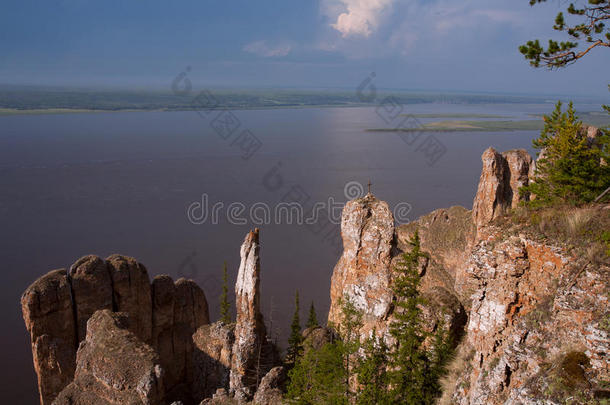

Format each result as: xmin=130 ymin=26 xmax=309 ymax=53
xmin=472 ymin=148 xmax=534 ymax=235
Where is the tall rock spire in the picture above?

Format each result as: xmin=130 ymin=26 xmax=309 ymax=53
xmin=230 ymin=229 xmax=278 ymax=402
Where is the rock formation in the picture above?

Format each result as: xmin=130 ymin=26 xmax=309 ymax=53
xmin=328 ymin=193 xmax=395 ymax=338
xmin=69 ymin=255 xmax=114 ymax=342
xmin=472 ymin=148 xmax=534 ymax=234
xmin=192 ymin=322 xmax=235 ymax=401
xmin=22 ymin=255 xmax=209 ymax=405
xmin=106 ymin=254 xmax=153 ymax=343
xmin=53 ymin=310 xmax=165 ymax=405
xmin=21 ymin=269 xmax=76 ymax=405
xmin=230 ymin=228 xmax=279 ymax=402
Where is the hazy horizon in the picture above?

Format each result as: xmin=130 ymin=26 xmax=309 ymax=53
xmin=2 ymin=1 xmax=609 ymax=98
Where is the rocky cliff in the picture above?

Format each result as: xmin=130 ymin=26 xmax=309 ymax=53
xmin=22 ymin=140 xmax=609 ymax=404
xmin=22 ymin=230 xmax=281 ymax=405
xmin=327 ymin=144 xmax=609 ymax=404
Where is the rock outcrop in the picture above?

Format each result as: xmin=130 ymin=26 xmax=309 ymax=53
xmin=447 ymin=226 xmax=609 ymax=405
xmin=192 ymin=322 xmax=235 ymax=402
xmin=328 ymin=193 xmax=395 ymax=338
xmin=230 ymin=229 xmax=279 ymax=402
xmin=69 ymin=255 xmax=114 ymax=342
xmin=22 ymin=255 xmax=209 ymax=405
xmin=472 ymin=148 xmax=534 ymax=234
xmin=53 ymin=310 xmax=165 ymax=405
xmin=253 ymin=367 xmax=287 ymax=405
xmin=21 ymin=269 xmax=77 ymax=405
xmin=106 ymin=254 xmax=153 ymax=343
xmin=23 ymin=230 xmax=281 ymax=405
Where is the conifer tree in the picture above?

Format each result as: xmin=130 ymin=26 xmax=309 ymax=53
xmin=521 ymin=101 xmax=610 ymax=206
xmin=356 ymin=328 xmax=390 ymax=405
xmin=219 ymin=261 xmax=231 ymax=323
xmin=306 ymin=301 xmax=318 ymax=328
xmin=286 ymin=290 xmax=303 ymax=365
xmin=387 ymin=229 xmax=434 ymax=404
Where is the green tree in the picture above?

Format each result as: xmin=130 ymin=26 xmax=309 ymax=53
xmin=286 ymin=290 xmax=303 ymax=365
xmin=356 ymin=328 xmax=390 ymax=405
xmin=306 ymin=301 xmax=319 ymax=328
xmin=521 ymin=101 xmax=610 ymax=206
xmin=219 ymin=261 xmax=231 ymax=324
xmin=287 ymin=340 xmax=347 ymax=404
xmin=386 ymin=229 xmax=432 ymax=404
xmin=336 ymin=297 xmax=363 ymax=402
xmin=519 ymin=0 xmax=609 ymax=68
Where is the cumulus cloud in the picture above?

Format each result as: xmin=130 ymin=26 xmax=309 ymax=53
xmin=329 ymin=0 xmax=394 ymax=38
xmin=243 ymin=41 xmax=292 ymax=57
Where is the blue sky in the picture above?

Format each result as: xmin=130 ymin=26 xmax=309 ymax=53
xmin=1 ymin=0 xmax=608 ymax=97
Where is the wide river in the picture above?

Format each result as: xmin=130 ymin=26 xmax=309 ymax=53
xmin=0 ymin=103 xmax=596 ymax=402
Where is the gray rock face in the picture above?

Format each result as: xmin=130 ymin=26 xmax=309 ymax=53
xmin=328 ymin=193 xmax=395 ymax=339
xmin=21 ymin=269 xmax=77 ymax=405
xmin=53 ymin=310 xmax=165 ymax=405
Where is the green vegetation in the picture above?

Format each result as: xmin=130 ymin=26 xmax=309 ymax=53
xmin=0 ymin=85 xmax=573 ymax=115
xmin=401 ymin=113 xmax=510 ymax=119
xmin=519 ymin=0 xmax=609 ymax=68
xmin=220 ymin=262 xmax=231 ymax=324
xmin=286 ymin=291 xmax=303 ymax=366
xmin=521 ymin=102 xmax=610 ymax=207
xmin=286 ymin=231 xmax=453 ymax=404
xmin=367 ymin=119 xmax=544 ymax=133
xmin=306 ymin=302 xmax=318 ymax=329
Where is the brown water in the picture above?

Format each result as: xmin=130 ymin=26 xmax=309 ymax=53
xmin=0 ymin=104 xmax=572 ymax=402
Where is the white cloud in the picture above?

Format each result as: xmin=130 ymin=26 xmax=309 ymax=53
xmin=243 ymin=41 xmax=292 ymax=57
xmin=328 ymin=0 xmax=394 ymax=38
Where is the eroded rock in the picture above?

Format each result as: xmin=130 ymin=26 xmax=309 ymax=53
xmin=328 ymin=193 xmax=395 ymax=338
xmin=106 ymin=254 xmax=153 ymax=343
xmin=21 ymin=269 xmax=77 ymax=405
xmin=230 ymin=229 xmax=279 ymax=402
xmin=53 ymin=310 xmax=165 ymax=405
xmin=69 ymin=255 xmax=113 ymax=341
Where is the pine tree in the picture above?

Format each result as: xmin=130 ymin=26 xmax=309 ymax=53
xmin=387 ymin=229 xmax=434 ymax=404
xmin=287 ymin=339 xmax=347 ymax=404
xmin=219 ymin=261 xmax=231 ymax=324
xmin=306 ymin=301 xmax=318 ymax=328
xmin=337 ymin=297 xmax=363 ymax=402
xmin=356 ymin=328 xmax=390 ymax=405
xmin=522 ymin=101 xmax=610 ymax=207
xmin=286 ymin=290 xmax=303 ymax=365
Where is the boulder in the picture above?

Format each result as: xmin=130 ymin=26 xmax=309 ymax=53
xmin=253 ymin=367 xmax=286 ymax=405
xmin=21 ymin=269 xmax=77 ymax=405
xmin=53 ymin=310 xmax=165 ymax=405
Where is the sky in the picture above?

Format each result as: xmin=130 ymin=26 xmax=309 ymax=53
xmin=0 ymin=0 xmax=608 ymax=98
